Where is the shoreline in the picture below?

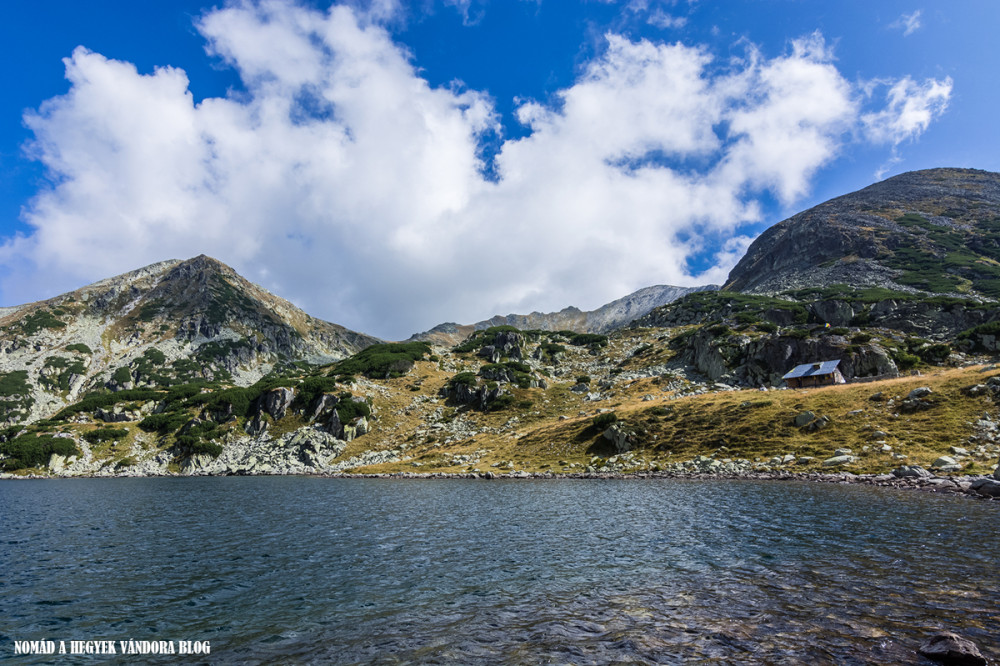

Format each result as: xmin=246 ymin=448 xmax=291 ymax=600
xmin=4 ymin=468 xmax=999 ymax=501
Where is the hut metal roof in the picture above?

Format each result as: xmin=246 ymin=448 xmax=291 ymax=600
xmin=782 ymin=360 xmax=841 ymax=380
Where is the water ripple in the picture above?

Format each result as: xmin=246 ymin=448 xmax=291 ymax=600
xmin=1 ymin=477 xmax=997 ymax=664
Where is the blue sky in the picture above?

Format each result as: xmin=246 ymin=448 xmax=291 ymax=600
xmin=0 ymin=0 xmax=995 ymax=339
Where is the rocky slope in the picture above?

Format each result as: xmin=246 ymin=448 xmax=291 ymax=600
xmin=724 ymin=168 xmax=1000 ymax=298
xmin=0 ymin=255 xmax=379 ymax=424
xmin=409 ymin=284 xmax=716 ymax=345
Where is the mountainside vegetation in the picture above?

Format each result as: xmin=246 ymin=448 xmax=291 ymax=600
xmin=2 ymin=169 xmax=1000 ymax=483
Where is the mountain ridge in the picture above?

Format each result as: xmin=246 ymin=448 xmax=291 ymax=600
xmin=409 ymin=284 xmax=717 ymax=345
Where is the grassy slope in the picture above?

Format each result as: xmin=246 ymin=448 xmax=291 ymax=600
xmin=351 ymin=333 xmax=999 ymax=476
xmin=6 ymin=325 xmax=998 ymax=477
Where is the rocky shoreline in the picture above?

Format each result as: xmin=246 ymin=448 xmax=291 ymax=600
xmin=328 ymin=468 xmax=1000 ymax=500
xmin=5 ymin=462 xmax=1000 ymax=501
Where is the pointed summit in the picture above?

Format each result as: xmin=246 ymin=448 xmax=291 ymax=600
xmin=0 ymin=256 xmax=379 ymax=423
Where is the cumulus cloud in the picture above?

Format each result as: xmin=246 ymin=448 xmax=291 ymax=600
xmin=891 ymin=10 xmax=923 ymax=36
xmin=1 ymin=1 xmax=951 ymax=339
xmin=862 ymin=76 xmax=952 ymax=145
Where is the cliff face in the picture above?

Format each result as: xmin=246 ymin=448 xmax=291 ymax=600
xmin=0 ymin=255 xmax=379 ymax=423
xmin=724 ymin=168 xmax=1000 ymax=297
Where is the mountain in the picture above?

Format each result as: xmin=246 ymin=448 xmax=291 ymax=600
xmin=410 ymin=284 xmax=716 ymax=344
xmin=724 ymin=168 xmax=1000 ymax=297
xmin=0 ymin=255 xmax=379 ymax=423
xmin=4 ymin=170 xmax=1000 ymax=483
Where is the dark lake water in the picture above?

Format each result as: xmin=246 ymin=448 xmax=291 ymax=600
xmin=1 ymin=477 xmax=997 ymax=664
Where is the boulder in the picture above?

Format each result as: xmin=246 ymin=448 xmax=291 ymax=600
xmin=261 ymin=387 xmax=295 ymax=420
xmin=932 ymin=456 xmax=961 ymax=472
xmin=245 ymin=415 xmax=268 ymax=437
xmin=917 ymin=631 xmax=986 ymax=666
xmin=603 ymin=423 xmax=637 ymax=454
xmin=793 ymin=411 xmax=816 ymax=428
xmin=834 ymin=448 xmax=853 ymax=457
xmin=822 ymin=455 xmax=856 ymax=467
xmin=908 ymin=387 xmax=933 ymax=399
xmin=309 ymin=394 xmax=340 ymax=421
xmin=969 ymin=478 xmax=1000 ymax=498
xmin=892 ymin=465 xmax=931 ymax=478
xmin=807 ymin=415 xmax=831 ymax=432
xmin=995 ymin=454 xmax=1000 ymax=481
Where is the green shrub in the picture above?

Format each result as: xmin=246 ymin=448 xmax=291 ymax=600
xmin=453 ymin=326 xmax=523 ymax=354
xmin=568 ymin=333 xmax=608 ymax=347
xmin=65 ymin=343 xmax=92 ymax=354
xmin=53 ymin=389 xmax=161 ymax=420
xmin=540 ymin=342 xmax=566 ymax=358
xmin=576 ymin=375 xmax=592 ymax=385
xmin=592 ymin=412 xmax=618 ymax=429
xmin=294 ymin=375 xmax=340 ymax=409
xmin=755 ymin=322 xmax=778 ymax=334
xmin=917 ymin=343 xmax=951 ymax=364
xmin=82 ymin=428 xmax=129 ymax=444
xmin=112 ymin=367 xmax=132 ymax=384
xmin=485 ymin=394 xmax=515 ymax=412
xmin=0 ymin=371 xmax=30 ymax=397
xmin=333 ymin=342 xmax=431 ymax=379
xmin=851 ymin=333 xmax=872 ymax=344
xmin=892 ymin=351 xmax=921 ymax=370
xmin=448 ymin=372 xmax=478 ymax=389
xmin=17 ymin=310 xmax=66 ymax=335
xmin=139 ymin=412 xmax=190 ymax=434
xmin=1 ymin=434 xmax=77 ymax=470
xmin=707 ymin=324 xmax=731 ymax=337
xmin=174 ymin=435 xmax=223 ymax=458
xmin=336 ymin=398 xmax=371 ymax=423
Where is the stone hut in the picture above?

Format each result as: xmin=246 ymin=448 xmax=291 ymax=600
xmin=782 ymin=360 xmax=845 ymax=389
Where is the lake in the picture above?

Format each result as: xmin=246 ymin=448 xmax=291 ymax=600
xmin=1 ymin=477 xmax=997 ymax=664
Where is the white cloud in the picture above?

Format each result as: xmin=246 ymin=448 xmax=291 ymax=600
xmin=647 ymin=10 xmax=687 ymax=29
xmin=0 ymin=2 xmax=951 ymax=339
xmin=862 ymin=76 xmax=952 ymax=145
xmin=891 ymin=10 xmax=923 ymax=37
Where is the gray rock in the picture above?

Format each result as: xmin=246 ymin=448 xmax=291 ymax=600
xmin=932 ymin=456 xmax=960 ymax=471
xmin=822 ymin=455 xmax=856 ymax=467
xmin=917 ymin=631 xmax=986 ymax=666
xmin=908 ymin=387 xmax=933 ymax=399
xmin=603 ymin=423 xmax=637 ymax=454
xmin=261 ymin=387 xmax=295 ymax=420
xmin=794 ymin=411 xmax=816 ymax=428
xmin=892 ymin=465 xmax=931 ymax=478
xmin=969 ymin=478 xmax=1000 ymax=498
xmin=807 ymin=415 xmax=831 ymax=432
xmin=834 ymin=448 xmax=853 ymax=457
xmin=948 ymin=446 xmax=969 ymax=457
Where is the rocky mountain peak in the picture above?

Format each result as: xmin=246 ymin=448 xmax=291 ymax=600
xmin=724 ymin=168 xmax=1000 ymax=298
xmin=0 ymin=256 xmax=378 ymax=424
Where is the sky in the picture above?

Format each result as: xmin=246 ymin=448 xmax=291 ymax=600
xmin=0 ymin=0 xmax=996 ymax=340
